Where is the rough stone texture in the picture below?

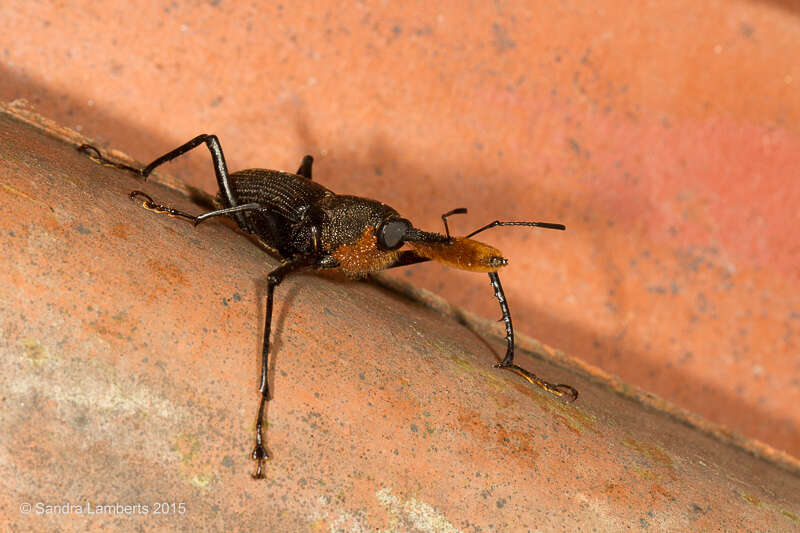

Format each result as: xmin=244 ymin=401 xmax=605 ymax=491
xmin=1 ymin=2 xmax=798 ymax=461
xmin=2 ymin=107 xmax=799 ymax=530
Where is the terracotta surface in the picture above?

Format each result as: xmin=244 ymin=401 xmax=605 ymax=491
xmin=1 ymin=0 xmax=799 ymax=473
xmin=2 ymin=105 xmax=800 ymax=531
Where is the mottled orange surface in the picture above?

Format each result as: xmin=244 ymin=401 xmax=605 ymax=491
xmin=3 ymin=107 xmax=800 ymax=533
xmin=1 ymin=0 xmax=798 ymax=463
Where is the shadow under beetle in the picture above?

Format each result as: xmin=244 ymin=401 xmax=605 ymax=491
xmin=78 ymin=135 xmax=578 ymax=479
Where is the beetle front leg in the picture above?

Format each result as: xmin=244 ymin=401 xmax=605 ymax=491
xmin=489 ymin=272 xmax=578 ymax=402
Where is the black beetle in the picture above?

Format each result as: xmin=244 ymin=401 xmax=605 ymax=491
xmin=79 ymin=134 xmax=577 ymax=479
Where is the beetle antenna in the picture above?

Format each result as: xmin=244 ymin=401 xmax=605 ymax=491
xmin=466 ymin=220 xmax=565 ymax=239
xmin=437 ymin=207 xmax=565 ymax=239
xmin=441 ymin=208 xmax=468 ymax=238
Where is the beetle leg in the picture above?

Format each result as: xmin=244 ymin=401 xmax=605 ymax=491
xmin=252 ymin=256 xmax=316 ymax=479
xmin=296 ymin=155 xmax=314 ymax=179
xmin=489 ymin=272 xmax=578 ymax=402
xmin=129 ymin=190 xmax=263 ymax=226
xmin=79 ymin=135 xmax=255 ymax=233
xmin=384 ymin=250 xmax=431 ymax=269
xmin=77 ymin=144 xmax=143 ymax=174
xmin=128 ymin=191 xmax=198 ymax=223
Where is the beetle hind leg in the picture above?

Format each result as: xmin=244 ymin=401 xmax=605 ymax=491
xmin=129 ymin=191 xmax=200 ymax=224
xmin=78 ymin=144 xmax=144 ymax=175
xmin=128 ymin=191 xmax=264 ymax=227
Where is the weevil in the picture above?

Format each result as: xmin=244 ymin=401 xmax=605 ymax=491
xmin=78 ymin=135 xmax=577 ymax=479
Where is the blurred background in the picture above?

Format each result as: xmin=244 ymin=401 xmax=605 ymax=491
xmin=1 ymin=1 xmax=797 ymax=459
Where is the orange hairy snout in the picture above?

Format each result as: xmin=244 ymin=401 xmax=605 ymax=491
xmin=409 ymin=237 xmax=508 ymax=272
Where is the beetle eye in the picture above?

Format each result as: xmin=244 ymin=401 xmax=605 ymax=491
xmin=377 ymin=219 xmax=410 ymax=251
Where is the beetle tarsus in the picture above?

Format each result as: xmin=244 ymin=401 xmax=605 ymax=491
xmin=251 ymin=448 xmax=267 ymax=479
xmin=78 ymin=143 xmax=144 ymax=175
xmin=129 ymin=190 xmax=199 ymax=224
xmin=252 ymin=456 xmax=266 ymax=480
xmin=252 ymin=392 xmax=269 ymax=479
xmin=496 ymin=362 xmax=578 ymax=402
xmin=555 ymin=383 xmax=579 ymax=401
